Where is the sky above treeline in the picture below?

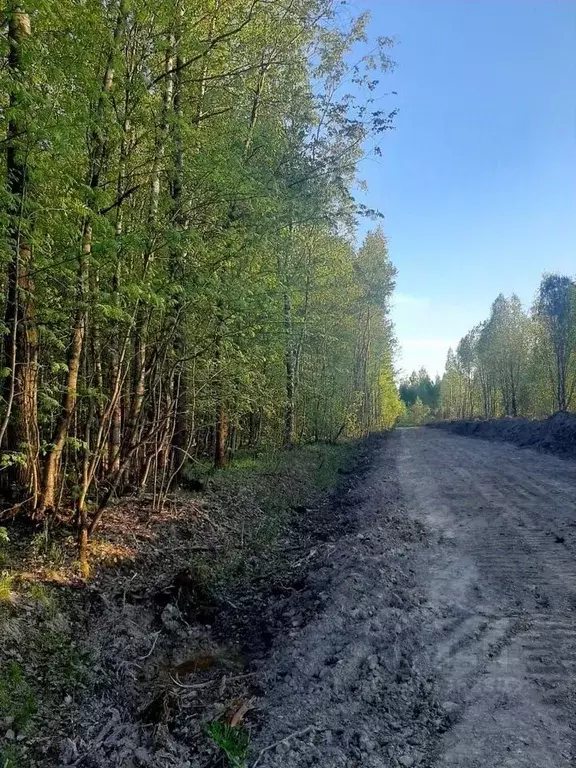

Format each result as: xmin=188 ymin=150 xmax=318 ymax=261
xmin=352 ymin=0 xmax=576 ymax=378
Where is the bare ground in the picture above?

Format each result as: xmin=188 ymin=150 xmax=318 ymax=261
xmin=252 ymin=428 xmax=576 ymax=767
xmin=3 ymin=429 xmax=576 ymax=767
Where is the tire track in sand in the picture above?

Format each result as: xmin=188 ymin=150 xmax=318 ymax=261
xmin=396 ymin=428 xmax=576 ymax=768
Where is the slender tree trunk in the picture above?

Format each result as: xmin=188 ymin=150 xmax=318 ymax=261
xmin=214 ymin=401 xmax=228 ymax=469
xmin=244 ymin=53 xmax=267 ymax=154
xmin=38 ymin=0 xmax=127 ymax=515
xmin=170 ymin=12 xmax=188 ymax=478
xmin=1 ymin=4 xmax=39 ymax=501
xmin=213 ymin=303 xmax=227 ymax=469
xmin=108 ymin=113 xmax=130 ymax=474
xmin=127 ymin=30 xmax=175 ymax=480
xmin=557 ymin=346 xmax=567 ymax=412
xmin=283 ymin=289 xmax=295 ymax=447
xmin=109 ymin=284 xmax=123 ymax=474
xmin=38 ymin=224 xmax=89 ymax=513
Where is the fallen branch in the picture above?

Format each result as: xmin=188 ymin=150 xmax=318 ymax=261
xmin=252 ymin=725 xmax=316 ymax=767
xmin=138 ymin=630 xmax=161 ymax=660
xmin=169 ymin=670 xmax=257 ymax=692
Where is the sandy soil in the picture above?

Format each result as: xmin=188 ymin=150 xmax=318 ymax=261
xmin=252 ymin=428 xmax=576 ymax=767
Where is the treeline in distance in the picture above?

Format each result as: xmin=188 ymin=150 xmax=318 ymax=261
xmin=399 ymin=274 xmax=576 ymax=424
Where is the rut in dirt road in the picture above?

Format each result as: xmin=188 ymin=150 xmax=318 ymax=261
xmin=252 ymin=429 xmax=576 ymax=768
xmin=397 ymin=427 xmax=576 ymax=768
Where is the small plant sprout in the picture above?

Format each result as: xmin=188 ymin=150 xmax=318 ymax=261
xmin=206 ymin=720 xmax=250 ymax=768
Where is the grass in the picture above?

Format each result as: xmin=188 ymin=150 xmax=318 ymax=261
xmin=225 ymin=442 xmax=353 ymax=490
xmin=0 ymin=661 xmax=37 ymax=732
xmin=206 ymin=720 xmax=250 ymax=767
xmin=27 ymin=582 xmax=57 ymax=617
xmin=0 ymin=578 xmax=90 ymax=766
xmin=0 ymin=572 xmax=14 ymax=603
xmin=0 ymin=744 xmax=21 ymax=768
xmin=187 ymin=441 xmax=354 ymax=597
xmin=0 ymin=527 xmax=11 ymax=572
xmin=30 ymin=532 xmax=67 ymax=569
xmin=209 ymin=443 xmax=353 ymax=518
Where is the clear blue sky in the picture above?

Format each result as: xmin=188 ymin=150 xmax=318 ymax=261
xmin=352 ymin=0 xmax=576 ymax=378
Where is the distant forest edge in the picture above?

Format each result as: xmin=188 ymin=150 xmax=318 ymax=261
xmin=0 ymin=0 xmax=402 ymax=570
xmin=398 ymin=274 xmax=576 ymax=425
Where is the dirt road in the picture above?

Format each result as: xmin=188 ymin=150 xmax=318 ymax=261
xmin=252 ymin=429 xmax=576 ymax=767
xmin=398 ymin=427 xmax=576 ymax=767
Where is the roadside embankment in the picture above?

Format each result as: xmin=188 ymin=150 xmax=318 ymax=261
xmin=429 ymin=412 xmax=576 ymax=459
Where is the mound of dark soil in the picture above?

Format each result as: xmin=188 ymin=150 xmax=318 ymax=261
xmin=431 ymin=412 xmax=576 ymax=459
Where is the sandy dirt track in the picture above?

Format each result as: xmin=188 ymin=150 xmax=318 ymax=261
xmin=252 ymin=428 xmax=576 ymax=767
xmin=398 ymin=428 xmax=576 ymax=767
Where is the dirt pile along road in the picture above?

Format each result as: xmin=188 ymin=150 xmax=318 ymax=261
xmin=431 ymin=411 xmax=576 ymax=459
xmin=252 ymin=428 xmax=576 ymax=767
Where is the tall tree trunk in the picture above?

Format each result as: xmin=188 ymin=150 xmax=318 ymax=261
xmin=1 ymin=4 xmax=39 ymax=502
xmin=109 ymin=114 xmax=130 ymax=474
xmin=38 ymin=0 xmax=127 ymax=515
xmin=170 ymin=12 xmax=188 ymax=479
xmin=38 ymin=225 xmax=89 ymax=514
xmin=244 ymin=52 xmax=267 ymax=154
xmin=127 ymin=29 xmax=175 ymax=479
xmin=213 ymin=302 xmax=227 ymax=469
xmin=283 ymin=289 xmax=295 ymax=447
xmin=214 ymin=399 xmax=228 ymax=469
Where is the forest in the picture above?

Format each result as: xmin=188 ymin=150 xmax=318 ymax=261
xmin=399 ymin=273 xmax=576 ymax=424
xmin=0 ymin=0 xmax=403 ymax=570
xmin=3 ymin=0 xmax=573 ymax=583
xmin=2 ymin=3 xmax=575 ymax=767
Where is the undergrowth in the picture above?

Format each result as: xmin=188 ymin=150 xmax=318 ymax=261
xmin=0 ymin=584 xmax=90 ymax=766
xmin=189 ymin=443 xmax=354 ymax=593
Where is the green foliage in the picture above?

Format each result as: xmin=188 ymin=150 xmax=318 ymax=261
xmin=206 ymin=720 xmax=250 ymax=768
xmin=1 ymin=743 xmax=22 ymax=768
xmin=190 ymin=442 xmax=353 ymax=592
xmin=397 ymin=397 xmax=431 ymax=427
xmin=0 ymin=573 xmax=14 ymax=603
xmin=0 ymin=585 xmax=88 ymax=768
xmin=28 ymin=583 xmax=57 ymax=618
xmin=30 ymin=534 xmax=66 ymax=569
xmin=0 ymin=453 xmax=26 ymax=470
xmin=536 ymin=274 xmax=576 ymax=412
xmin=399 ymin=369 xmax=441 ymax=412
xmin=0 ymin=661 xmax=37 ymax=732
xmin=0 ymin=0 xmax=399 ymax=532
